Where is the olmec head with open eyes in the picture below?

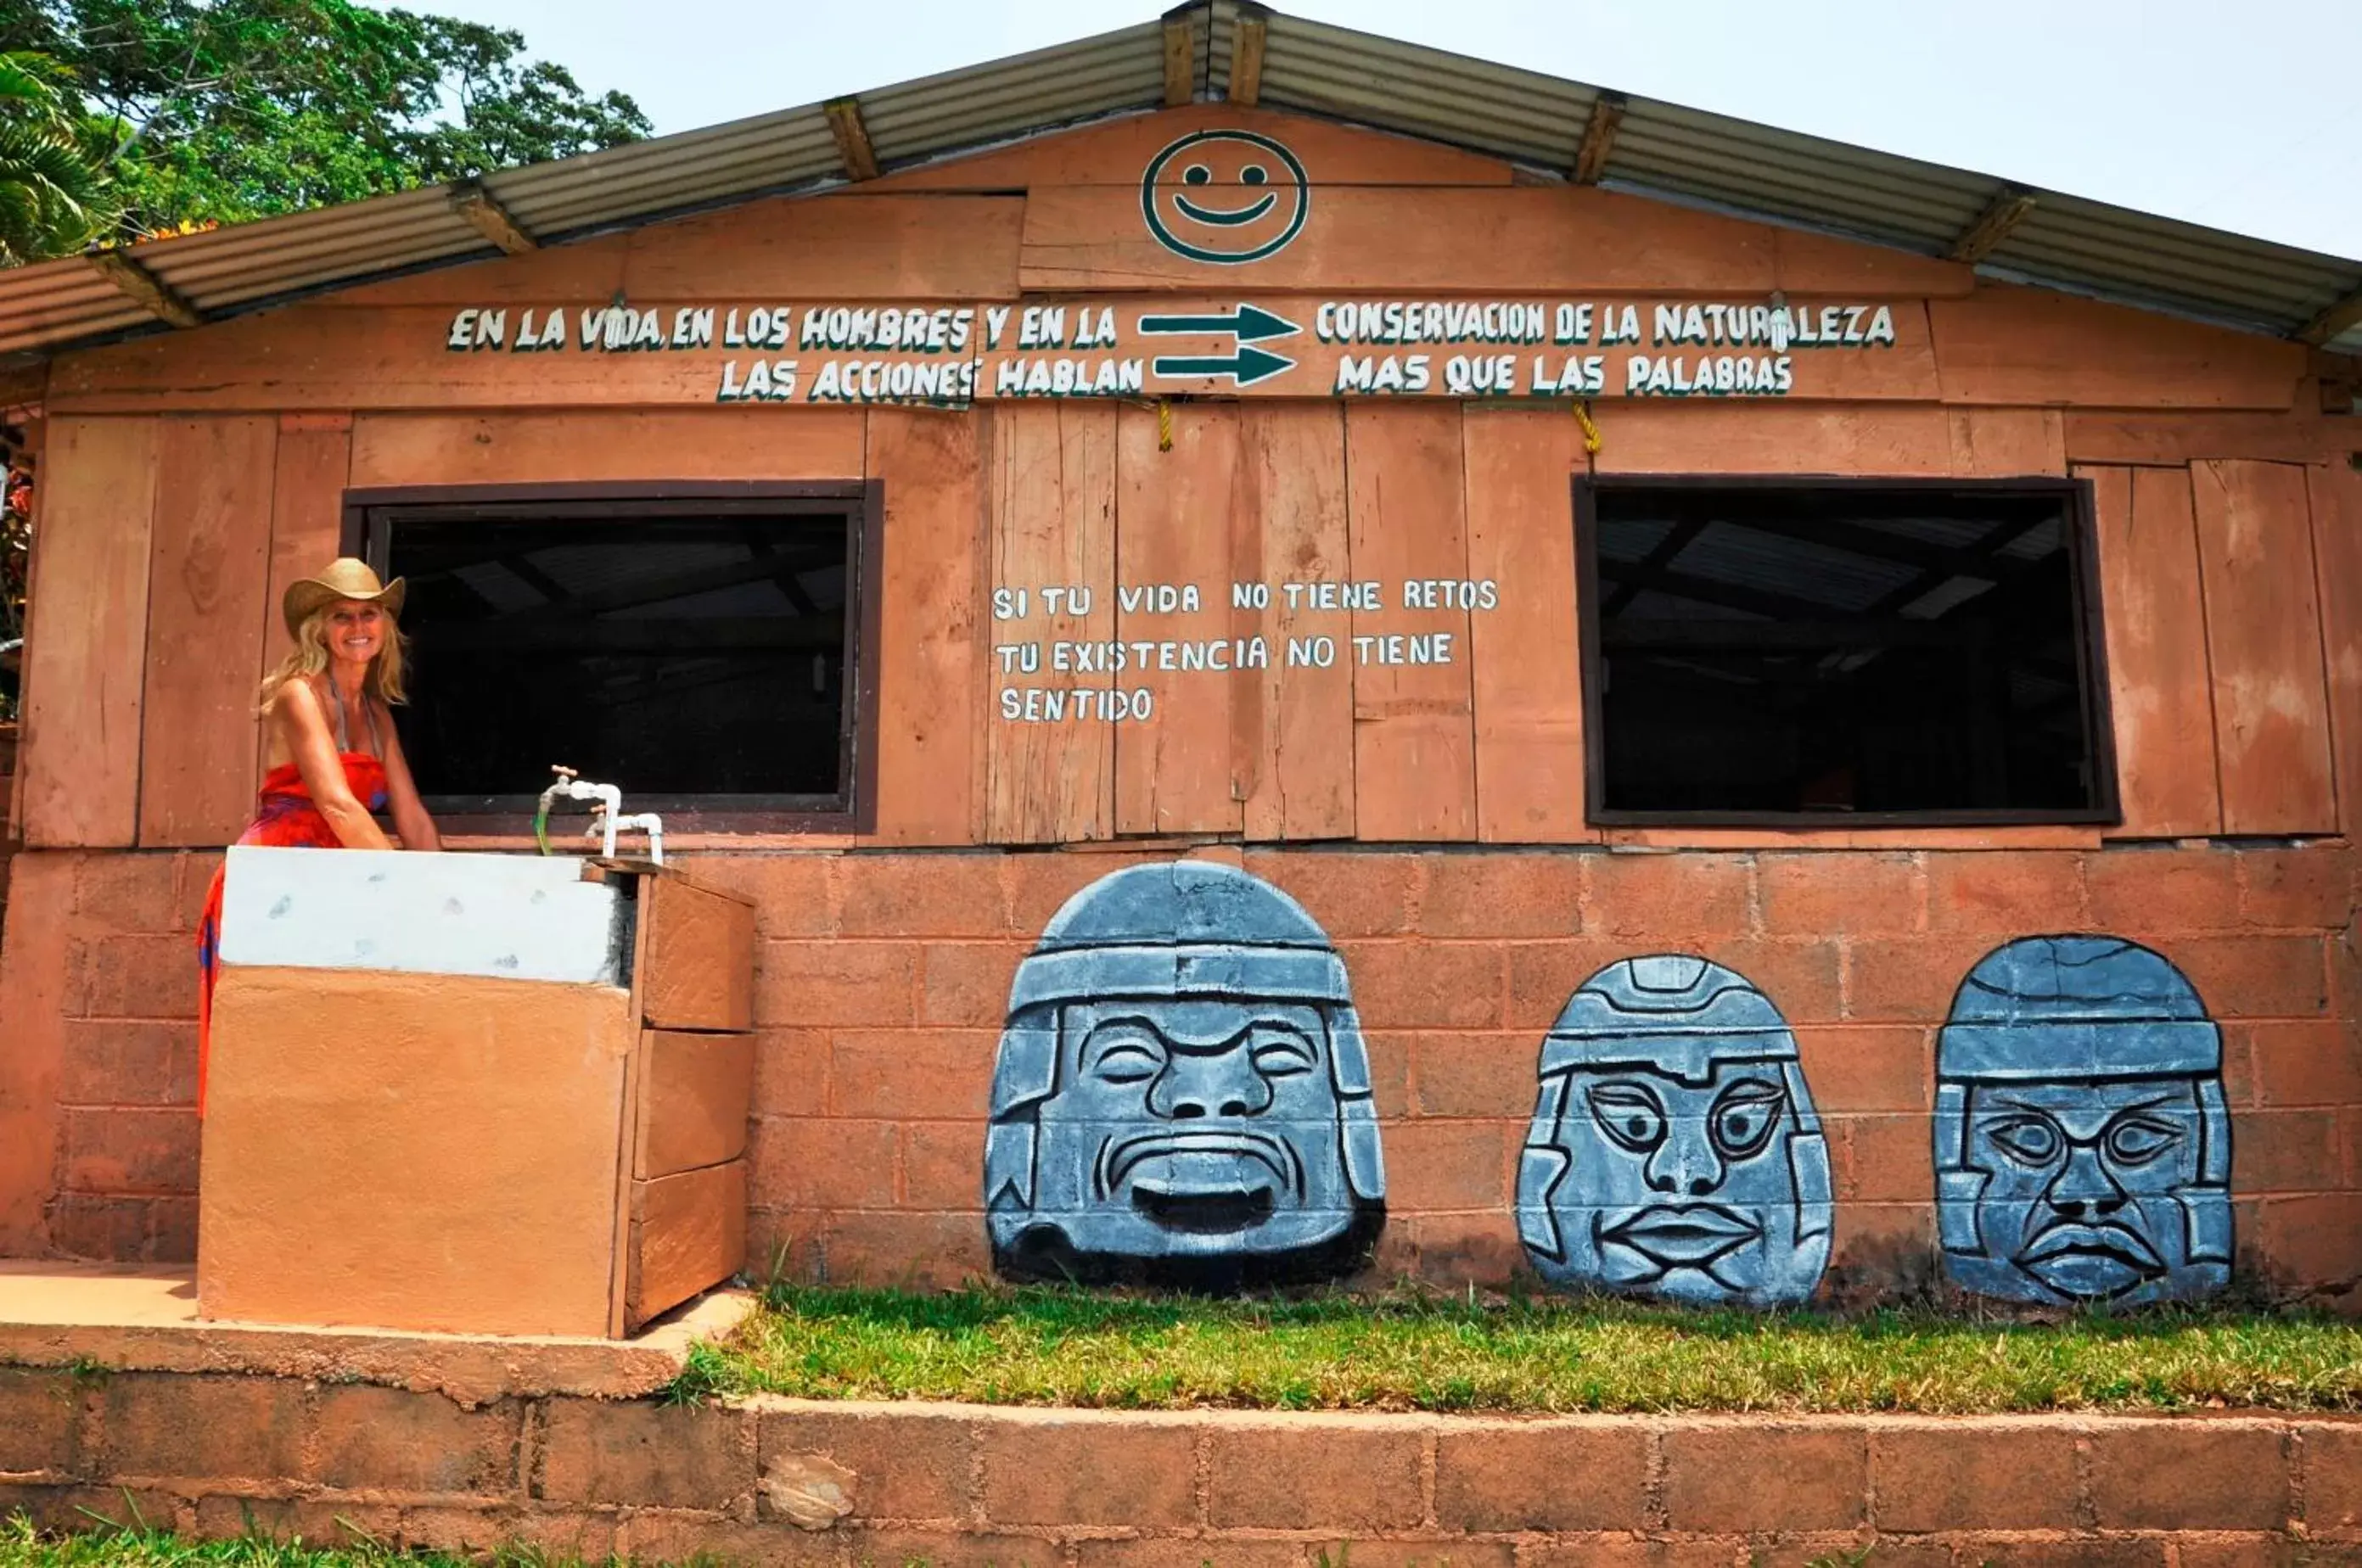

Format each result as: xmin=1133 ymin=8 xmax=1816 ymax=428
xmin=1935 ymin=935 xmax=2233 ymax=1307
xmin=983 ymin=862 xmax=1384 ymax=1286
xmin=1518 ymin=955 xmax=1832 ymax=1308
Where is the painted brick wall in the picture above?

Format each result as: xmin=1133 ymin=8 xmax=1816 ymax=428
xmin=1 ymin=1369 xmax=2359 ymax=1561
xmin=5 ymin=840 xmax=2355 ymax=1305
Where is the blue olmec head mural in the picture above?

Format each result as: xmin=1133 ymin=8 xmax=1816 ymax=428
xmin=1517 ymin=956 xmax=1832 ymax=1307
xmin=1935 ymin=936 xmax=2233 ymax=1307
xmin=983 ymin=861 xmax=1384 ymax=1287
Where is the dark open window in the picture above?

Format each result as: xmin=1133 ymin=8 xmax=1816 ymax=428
xmin=1576 ymin=477 xmax=2115 ymax=826
xmin=348 ymin=482 xmax=879 ymax=832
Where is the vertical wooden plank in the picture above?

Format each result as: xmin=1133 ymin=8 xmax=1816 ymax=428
xmin=139 ymin=415 xmax=278 ymax=847
xmin=256 ymin=415 xmax=352 ymax=782
xmin=985 ymin=402 xmax=1115 ymax=844
xmin=1464 ymin=407 xmax=1591 ymax=843
xmin=2081 ymin=464 xmax=2222 ymax=838
xmin=20 ymin=417 xmax=159 ymax=848
xmin=2306 ymin=462 xmax=2362 ymax=835
xmin=1240 ymin=404 xmax=1354 ymax=842
xmin=1114 ymin=402 xmax=1245 ymax=836
xmin=1344 ymin=403 xmax=1475 ymax=842
xmin=868 ymin=408 xmax=985 ymax=845
xmin=2191 ymin=458 xmax=2337 ymax=836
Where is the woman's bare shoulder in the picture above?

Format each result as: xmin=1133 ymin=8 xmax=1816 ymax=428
xmin=265 ymin=675 xmax=328 ymax=725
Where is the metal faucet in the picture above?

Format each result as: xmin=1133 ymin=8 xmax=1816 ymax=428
xmin=535 ymin=765 xmax=665 ymax=865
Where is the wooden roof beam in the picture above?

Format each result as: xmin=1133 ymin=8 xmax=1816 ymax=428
xmin=1950 ymin=186 xmax=2038 ymax=264
xmin=2297 ymin=284 xmax=2362 ymax=346
xmin=450 ymin=182 xmax=537 ymax=255
xmin=1571 ymin=91 xmax=1625 ymax=185
xmin=1162 ymin=10 xmax=1197 ymax=107
xmin=85 ymin=248 xmax=202 ymax=329
xmin=1227 ymin=8 xmax=1268 ymax=106
xmin=824 ymin=96 xmax=880 ymax=182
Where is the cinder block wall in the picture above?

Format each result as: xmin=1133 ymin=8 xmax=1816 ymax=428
xmin=7 ymin=840 xmax=2356 ymax=1305
xmin=1 ymin=1366 xmax=2359 ymax=1559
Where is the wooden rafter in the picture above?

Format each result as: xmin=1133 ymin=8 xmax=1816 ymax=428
xmin=1595 ymin=558 xmax=1831 ymax=621
xmin=85 ymin=249 xmax=202 ymax=329
xmin=1571 ymin=92 xmax=1625 ymax=186
xmin=824 ymin=97 xmax=880 ymax=182
xmin=1163 ymin=14 xmax=1197 ymax=107
xmin=1602 ymin=515 xmax=1703 ymax=617
xmin=499 ymin=540 xmax=844 ymax=625
xmin=1949 ymin=187 xmax=2038 ymax=264
xmin=2297 ymin=284 xmax=2362 ymax=346
xmin=1725 ymin=512 xmax=2041 ymax=583
xmin=1865 ymin=514 xmax=2051 ymax=615
xmin=451 ymin=182 xmax=536 ymax=255
xmin=1227 ymin=11 xmax=1267 ymax=106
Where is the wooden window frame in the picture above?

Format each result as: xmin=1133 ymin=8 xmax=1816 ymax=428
xmin=1573 ymin=473 xmax=2122 ymax=830
xmin=344 ymin=479 xmax=883 ymax=837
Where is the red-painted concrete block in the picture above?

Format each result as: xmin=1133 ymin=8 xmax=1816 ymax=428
xmin=2085 ymin=1422 xmax=2288 ymax=1531
xmin=917 ymin=942 xmax=1019 ymax=1028
xmin=756 ymin=1405 xmax=975 ymax=1523
xmin=2086 ymin=846 xmax=2241 ymax=933
xmin=539 ymin=1398 xmax=754 ymax=1513
xmin=979 ymin=1415 xmax=1196 ymax=1526
xmin=1419 ymin=853 xmax=1585 ymax=938
xmin=1243 ymin=849 xmax=1423 ymax=939
xmin=1873 ymin=1422 xmax=2078 ymax=1531
xmin=100 ymin=1374 xmax=304 ymax=1485
xmin=839 ymin=854 xmax=1010 ymax=938
xmin=1924 ymin=851 xmax=2087 ymax=933
xmin=1661 ymin=1424 xmax=1867 ymax=1532
xmin=1758 ymin=852 xmax=1925 ymax=937
xmin=310 ymin=1385 xmax=522 ymax=1496
xmin=1206 ymin=1420 xmax=1424 ymax=1531
xmin=1433 ymin=1422 xmax=1649 ymax=1532
xmin=1337 ymin=939 xmax=1502 ymax=1029
xmin=1584 ymin=852 xmax=1753 ymax=940
xmin=830 ymin=1028 xmax=995 ymax=1120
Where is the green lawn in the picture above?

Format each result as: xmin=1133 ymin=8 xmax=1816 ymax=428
xmin=689 ymin=1282 xmax=2362 ymax=1415
xmin=0 ymin=1519 xmax=644 ymax=1567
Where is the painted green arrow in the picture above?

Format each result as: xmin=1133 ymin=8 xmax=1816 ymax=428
xmin=1136 ymin=303 xmax=1301 ymax=341
xmin=1151 ymin=344 xmax=1297 ymax=386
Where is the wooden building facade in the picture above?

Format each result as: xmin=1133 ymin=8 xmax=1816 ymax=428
xmin=0 ymin=69 xmax=2358 ymax=1303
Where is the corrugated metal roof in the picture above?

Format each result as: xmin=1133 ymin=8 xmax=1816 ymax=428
xmin=3 ymin=0 xmax=2358 ymax=365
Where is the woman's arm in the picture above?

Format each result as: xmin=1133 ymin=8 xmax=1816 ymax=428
xmin=375 ymin=701 xmax=442 ymax=852
xmin=272 ymin=682 xmax=395 ymax=850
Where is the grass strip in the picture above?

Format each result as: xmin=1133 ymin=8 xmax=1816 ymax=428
xmin=0 ymin=1515 xmax=611 ymax=1567
xmin=697 ymin=1282 xmax=2362 ymax=1415
xmin=0 ymin=1515 xmax=736 ymax=1568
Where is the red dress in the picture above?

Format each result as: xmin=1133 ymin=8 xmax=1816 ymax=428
xmin=194 ymin=748 xmax=390 ymax=1112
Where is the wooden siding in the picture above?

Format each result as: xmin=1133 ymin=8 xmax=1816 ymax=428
xmin=16 ymin=106 xmax=2351 ymax=854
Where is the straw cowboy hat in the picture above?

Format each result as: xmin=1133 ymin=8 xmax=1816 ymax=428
xmin=283 ymin=557 xmax=406 ymax=638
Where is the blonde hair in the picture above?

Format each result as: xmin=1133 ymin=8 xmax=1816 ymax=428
xmin=256 ymin=603 xmax=410 ymax=716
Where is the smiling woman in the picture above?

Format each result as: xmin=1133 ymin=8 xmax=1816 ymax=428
xmin=193 ymin=557 xmax=443 ymax=1111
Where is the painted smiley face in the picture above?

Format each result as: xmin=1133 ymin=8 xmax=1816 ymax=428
xmin=1140 ymin=129 xmax=1310 ymax=265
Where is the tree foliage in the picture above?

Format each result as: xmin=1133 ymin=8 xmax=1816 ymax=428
xmin=0 ymin=47 xmax=109 ymax=261
xmin=0 ymin=0 xmax=649 ymax=240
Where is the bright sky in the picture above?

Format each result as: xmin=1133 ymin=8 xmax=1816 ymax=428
xmin=423 ymin=0 xmax=2362 ymax=260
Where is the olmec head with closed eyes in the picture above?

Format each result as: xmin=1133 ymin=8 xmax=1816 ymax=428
xmin=984 ymin=862 xmax=1384 ymax=1287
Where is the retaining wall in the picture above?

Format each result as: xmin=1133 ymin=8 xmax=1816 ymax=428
xmin=0 ymin=1369 xmax=2359 ymax=1565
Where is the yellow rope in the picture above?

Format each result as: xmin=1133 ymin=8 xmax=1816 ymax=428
xmin=1157 ymin=399 xmax=1174 ymax=452
xmin=1573 ymin=398 xmax=1603 ymax=456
